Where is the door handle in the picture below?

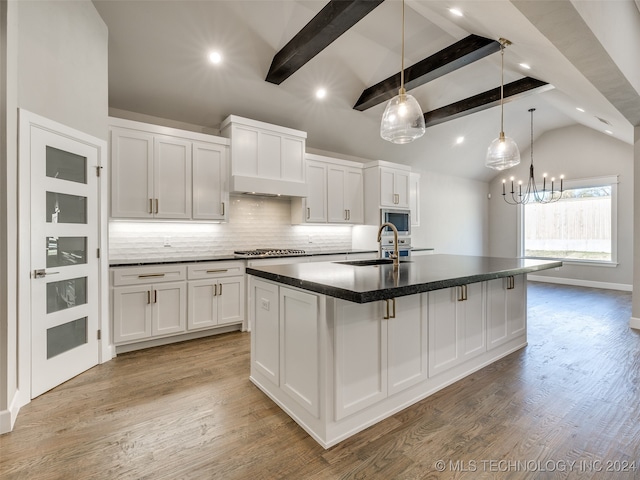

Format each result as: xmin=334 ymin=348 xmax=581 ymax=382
xmin=458 ymin=285 xmax=468 ymax=301
xmin=155 ymin=198 xmax=159 ymax=214
xmin=307 ymin=207 xmax=310 ymax=220
xmin=154 ymin=289 xmax=157 ymax=303
xmin=507 ymin=276 xmax=515 ymax=290
xmin=213 ymin=284 xmax=218 ymax=296
xmin=221 ymin=202 xmax=225 ymax=216
xmin=383 ymin=298 xmax=396 ymax=319
xmin=33 ymin=269 xmax=59 ymax=278
xmin=218 ymin=283 xmax=222 ymax=295
xmin=149 ymin=198 xmax=153 ymax=214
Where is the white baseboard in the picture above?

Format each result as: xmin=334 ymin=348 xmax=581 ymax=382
xmin=630 ymin=317 xmax=640 ymax=330
xmin=0 ymin=390 xmax=24 ymax=434
xmin=527 ymin=275 xmax=632 ymax=292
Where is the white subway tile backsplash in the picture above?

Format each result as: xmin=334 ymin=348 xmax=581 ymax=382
xmin=109 ymin=195 xmax=353 ymax=262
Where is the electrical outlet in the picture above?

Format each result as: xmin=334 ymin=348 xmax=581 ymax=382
xmin=261 ymin=298 xmax=270 ymax=311
xmin=164 ymin=237 xmax=172 ymax=247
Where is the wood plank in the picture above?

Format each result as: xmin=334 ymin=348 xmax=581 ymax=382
xmin=353 ymin=35 xmax=501 ymax=111
xmin=423 ymin=77 xmax=554 ymax=127
xmin=265 ymin=0 xmax=385 ymax=85
xmin=1 ymin=284 xmax=639 ymax=478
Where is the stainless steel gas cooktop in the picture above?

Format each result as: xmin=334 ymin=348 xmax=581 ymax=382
xmin=233 ymin=248 xmax=307 ymax=258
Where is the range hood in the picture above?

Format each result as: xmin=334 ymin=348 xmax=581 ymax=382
xmin=221 ymin=115 xmax=308 ymax=198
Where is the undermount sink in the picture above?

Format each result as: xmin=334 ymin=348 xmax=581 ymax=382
xmin=335 ymin=258 xmax=412 ymax=267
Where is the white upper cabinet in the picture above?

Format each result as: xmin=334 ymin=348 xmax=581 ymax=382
xmin=153 ymin=135 xmax=192 ymax=219
xmin=192 ymin=141 xmax=228 ymax=221
xmin=109 ymin=117 xmax=229 ymax=221
xmin=291 ymin=153 xmax=363 ymax=225
xmin=327 ymin=164 xmax=363 ymax=224
xmin=364 ymin=160 xmax=412 ymax=225
xmin=220 ymin=115 xmax=307 ymax=197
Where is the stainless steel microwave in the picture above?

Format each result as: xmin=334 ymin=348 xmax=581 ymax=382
xmin=380 ymin=208 xmax=411 ymax=236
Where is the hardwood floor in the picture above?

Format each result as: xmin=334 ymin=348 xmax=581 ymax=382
xmin=2 ymin=282 xmax=639 ymax=479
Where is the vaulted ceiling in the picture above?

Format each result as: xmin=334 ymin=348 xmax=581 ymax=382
xmin=92 ymin=0 xmax=640 ymax=182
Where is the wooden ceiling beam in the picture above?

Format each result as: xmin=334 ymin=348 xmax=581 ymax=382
xmin=266 ymin=0 xmax=385 ymax=85
xmin=422 ymin=77 xmax=554 ymax=127
xmin=353 ymin=35 xmax=500 ymax=111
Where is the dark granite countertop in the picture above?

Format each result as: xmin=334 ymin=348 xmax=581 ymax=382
xmin=108 ymin=248 xmax=435 ymax=267
xmin=246 ymin=254 xmax=562 ymax=303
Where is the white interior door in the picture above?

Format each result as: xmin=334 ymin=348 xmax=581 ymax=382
xmin=30 ymin=125 xmax=99 ymax=398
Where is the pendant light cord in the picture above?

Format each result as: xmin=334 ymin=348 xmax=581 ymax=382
xmin=400 ymin=0 xmax=405 ymax=94
xmin=530 ymin=108 xmax=534 ymax=166
xmin=500 ymin=43 xmax=504 ymax=135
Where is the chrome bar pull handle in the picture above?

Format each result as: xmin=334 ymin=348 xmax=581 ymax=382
xmin=306 ymin=207 xmax=310 ymax=220
xmin=221 ymin=202 xmax=225 ymax=216
xmin=147 ymin=290 xmax=151 ymax=304
xmin=149 ymin=198 xmax=153 ymax=214
xmin=155 ymin=198 xmax=159 ymax=214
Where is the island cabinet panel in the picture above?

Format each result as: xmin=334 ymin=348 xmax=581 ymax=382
xmin=334 ymin=294 xmax=427 ymax=419
xmin=487 ymin=275 xmax=526 ymax=350
xmin=428 ymin=282 xmax=486 ymax=377
xmin=387 ymin=294 xmax=428 ymax=395
xmin=335 ymin=301 xmax=387 ymax=421
xmin=280 ymin=287 xmax=320 ymax=418
xmin=251 ymin=280 xmax=280 ymax=386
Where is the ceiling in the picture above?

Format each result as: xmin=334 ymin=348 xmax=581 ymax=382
xmin=92 ymin=0 xmax=640 ymax=182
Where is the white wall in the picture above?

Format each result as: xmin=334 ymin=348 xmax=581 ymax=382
xmin=411 ymin=170 xmax=489 ymax=255
xmin=0 ymin=0 xmax=108 ymax=434
xmin=489 ymin=124 xmax=633 ymax=289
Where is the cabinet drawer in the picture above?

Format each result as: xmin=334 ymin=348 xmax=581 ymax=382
xmin=112 ymin=265 xmax=186 ymax=286
xmin=187 ymin=261 xmax=245 ymax=280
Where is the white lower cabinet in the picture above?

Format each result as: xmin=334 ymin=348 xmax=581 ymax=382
xmin=486 ymin=275 xmax=526 ymax=350
xmin=251 ymin=279 xmax=320 ymax=417
xmin=334 ymin=294 xmax=427 ymax=420
xmin=112 ymin=261 xmax=244 ymax=349
xmin=113 ymin=281 xmax=186 ymax=344
xmin=186 ymin=261 xmax=245 ymax=331
xmin=427 ymin=282 xmax=486 ymax=377
xmin=249 ymin=275 xmax=526 ymax=449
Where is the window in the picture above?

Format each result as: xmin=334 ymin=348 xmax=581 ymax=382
xmin=522 ymin=176 xmax=617 ymax=264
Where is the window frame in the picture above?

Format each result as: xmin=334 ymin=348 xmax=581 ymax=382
xmin=517 ymin=175 xmax=619 ymax=266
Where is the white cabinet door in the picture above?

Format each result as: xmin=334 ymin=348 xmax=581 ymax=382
xmin=110 ymin=128 xmax=154 ymax=218
xmin=152 ymin=281 xmax=187 ymax=336
xmin=379 ymin=167 xmax=410 ymax=208
xmin=335 ymin=300 xmax=387 ymax=420
xmin=280 ymin=287 xmax=319 ymax=417
xmin=218 ymin=276 xmax=245 ymax=325
xmin=154 ymin=135 xmax=191 ymax=219
xmin=251 ymin=278 xmax=280 ymax=386
xmin=188 ymin=280 xmax=217 ymax=330
xmin=387 ymin=294 xmax=427 ymax=395
xmin=344 ymin=167 xmax=364 ymax=224
xmin=113 ymin=285 xmax=153 ymax=343
xmin=486 ymin=275 xmax=526 ymax=350
xmin=192 ymin=141 xmax=227 ymax=221
xmin=305 ymin=160 xmax=328 ymax=223
xmin=428 ymin=283 xmax=485 ymax=377
xmin=327 ymin=164 xmax=348 ymax=223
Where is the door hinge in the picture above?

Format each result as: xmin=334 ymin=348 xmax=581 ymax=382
xmin=97 ymin=330 xmax=101 ymax=340
xmin=96 ymin=165 xmax=103 ymax=177
xmin=97 ymin=248 xmax=100 ymax=258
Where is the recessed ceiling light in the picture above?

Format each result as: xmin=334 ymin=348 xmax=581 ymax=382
xmin=449 ymin=7 xmax=463 ymax=17
xmin=576 ymin=107 xmax=585 ymax=112
xmin=456 ymin=136 xmax=464 ymax=144
xmin=315 ymin=88 xmax=327 ymax=100
xmin=605 ymin=130 xmax=613 ymax=135
xmin=208 ymin=51 xmax=222 ymax=64
xmin=519 ymin=63 xmax=531 ymax=70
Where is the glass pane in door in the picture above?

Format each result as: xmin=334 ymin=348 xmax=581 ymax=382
xmin=46 ymin=277 xmax=87 ymax=314
xmin=46 ymin=146 xmax=87 ymax=184
xmin=46 ymin=237 xmax=87 ymax=267
xmin=47 ymin=317 xmax=87 ymax=359
xmin=46 ymin=191 xmax=87 ymax=224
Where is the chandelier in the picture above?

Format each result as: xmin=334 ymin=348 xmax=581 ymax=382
xmin=502 ymin=108 xmax=564 ymax=205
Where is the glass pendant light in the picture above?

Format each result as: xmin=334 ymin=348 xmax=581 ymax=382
xmin=380 ymin=0 xmax=425 ymax=144
xmin=485 ymin=38 xmax=520 ymax=170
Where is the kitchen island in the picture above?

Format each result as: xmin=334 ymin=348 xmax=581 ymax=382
xmin=246 ymin=254 xmax=561 ymax=448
